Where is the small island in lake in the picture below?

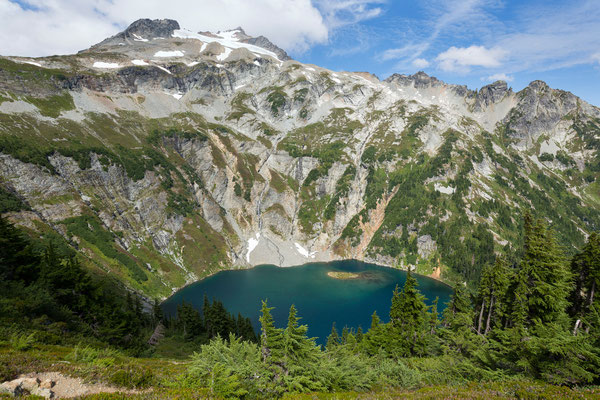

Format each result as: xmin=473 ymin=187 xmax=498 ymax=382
xmin=327 ymin=271 xmax=360 ymax=280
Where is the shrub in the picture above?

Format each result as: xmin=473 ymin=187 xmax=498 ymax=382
xmin=9 ymin=333 xmax=36 ymax=351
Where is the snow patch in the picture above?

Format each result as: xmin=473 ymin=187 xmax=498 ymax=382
xmin=306 ymin=67 xmax=315 ymax=71
xmin=215 ymin=64 xmax=224 ymax=68
xmin=234 ymin=84 xmax=246 ymax=90
xmin=216 ymin=47 xmax=232 ymax=61
xmin=153 ymin=65 xmax=172 ymax=74
xmin=131 ymin=59 xmax=149 ymax=66
xmin=246 ymin=233 xmax=260 ymax=262
xmin=186 ymin=61 xmax=199 ymax=67
xmin=154 ymin=50 xmax=184 ymax=57
xmin=172 ymin=29 xmax=280 ymax=61
xmin=132 ymin=33 xmax=148 ymax=42
xmin=93 ymin=62 xmax=120 ymax=69
xmin=253 ymin=60 xmax=261 ymax=66
xmin=434 ymin=183 xmax=456 ymax=194
xmin=200 ymin=43 xmax=208 ymax=52
xmin=23 ymin=61 xmax=42 ymax=67
xmin=295 ymin=242 xmax=316 ymax=258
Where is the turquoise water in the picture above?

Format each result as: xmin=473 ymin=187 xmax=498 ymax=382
xmin=162 ymin=260 xmax=453 ymax=345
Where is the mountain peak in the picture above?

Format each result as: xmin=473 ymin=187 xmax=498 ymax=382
xmin=90 ymin=18 xmax=180 ymax=49
xmin=86 ymin=19 xmax=290 ymax=61
xmin=126 ymin=19 xmax=180 ymax=38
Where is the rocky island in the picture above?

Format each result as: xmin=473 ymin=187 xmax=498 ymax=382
xmin=326 ymin=271 xmax=360 ymax=280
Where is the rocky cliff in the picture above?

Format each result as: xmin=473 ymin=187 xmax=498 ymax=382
xmin=0 ymin=19 xmax=598 ymax=298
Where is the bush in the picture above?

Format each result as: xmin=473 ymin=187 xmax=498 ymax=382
xmin=9 ymin=333 xmax=36 ymax=351
xmin=109 ymin=367 xmax=154 ymax=389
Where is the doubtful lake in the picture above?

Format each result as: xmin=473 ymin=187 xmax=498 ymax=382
xmin=162 ymin=260 xmax=454 ymax=345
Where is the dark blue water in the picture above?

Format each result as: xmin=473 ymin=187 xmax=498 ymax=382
xmin=162 ymin=260 xmax=453 ymax=345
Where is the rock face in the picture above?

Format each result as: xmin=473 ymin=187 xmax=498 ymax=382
xmin=244 ymin=35 xmax=291 ymax=61
xmin=1 ymin=19 xmax=599 ymax=297
xmin=91 ymin=18 xmax=181 ymax=48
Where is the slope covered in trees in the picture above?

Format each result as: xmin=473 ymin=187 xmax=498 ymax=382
xmin=2 ymin=213 xmax=600 ymax=398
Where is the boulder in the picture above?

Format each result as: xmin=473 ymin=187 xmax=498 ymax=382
xmin=19 ymin=377 xmax=41 ymax=391
xmin=32 ymin=387 xmax=55 ymax=398
xmin=40 ymin=379 xmax=55 ymax=389
xmin=0 ymin=380 xmax=24 ymax=396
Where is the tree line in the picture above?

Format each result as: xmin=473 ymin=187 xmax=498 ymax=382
xmin=183 ymin=213 xmax=600 ymax=397
xmin=0 ymin=215 xmax=255 ymax=353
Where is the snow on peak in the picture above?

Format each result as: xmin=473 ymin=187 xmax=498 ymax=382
xmin=172 ymin=29 xmax=280 ymax=61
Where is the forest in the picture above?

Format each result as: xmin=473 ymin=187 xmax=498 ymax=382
xmin=1 ymin=212 xmax=600 ymax=398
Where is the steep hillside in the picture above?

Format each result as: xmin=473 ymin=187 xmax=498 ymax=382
xmin=0 ymin=18 xmax=599 ymax=297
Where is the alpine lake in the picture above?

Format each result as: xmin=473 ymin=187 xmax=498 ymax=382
xmin=162 ymin=260 xmax=453 ymax=345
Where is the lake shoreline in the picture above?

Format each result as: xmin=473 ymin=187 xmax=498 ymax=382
xmin=162 ymin=258 xmax=452 ymax=303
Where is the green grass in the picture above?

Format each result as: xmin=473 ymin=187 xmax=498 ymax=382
xmin=25 ymin=91 xmax=75 ymax=118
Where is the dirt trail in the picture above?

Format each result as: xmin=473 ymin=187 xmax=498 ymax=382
xmin=19 ymin=372 xmax=141 ymax=399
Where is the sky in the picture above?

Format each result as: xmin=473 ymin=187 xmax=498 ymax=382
xmin=1 ymin=0 xmax=600 ymax=106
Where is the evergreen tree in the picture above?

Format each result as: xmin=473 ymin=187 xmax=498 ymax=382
xmin=569 ymin=232 xmax=600 ymax=333
xmin=512 ymin=216 xmax=571 ymax=327
xmin=341 ymin=326 xmax=349 ymax=345
xmin=476 ymin=257 xmax=510 ymax=334
xmin=259 ymin=300 xmax=284 ymax=363
xmin=326 ymin=322 xmax=340 ymax=350
xmin=441 ymin=283 xmax=480 ymax=356
xmin=356 ymin=326 xmax=364 ymax=343
xmin=282 ymin=304 xmax=325 ymax=392
xmin=361 ymin=311 xmax=387 ymax=356
xmin=176 ymin=301 xmax=204 ymax=340
xmin=388 ymin=272 xmax=429 ymax=357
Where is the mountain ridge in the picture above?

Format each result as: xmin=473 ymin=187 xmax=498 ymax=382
xmin=0 ymin=18 xmax=598 ymax=298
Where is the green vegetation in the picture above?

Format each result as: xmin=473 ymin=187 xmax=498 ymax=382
xmin=3 ymin=209 xmax=600 ymax=398
xmin=0 ymin=185 xmax=28 ymax=213
xmin=25 ymin=91 xmax=75 ymax=118
xmin=62 ymin=215 xmax=147 ymax=282
xmin=264 ymin=87 xmax=287 ymax=115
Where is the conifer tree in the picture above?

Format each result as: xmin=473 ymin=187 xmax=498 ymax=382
xmin=570 ymin=232 xmax=600 ymax=333
xmin=282 ymin=304 xmax=325 ymax=392
xmin=476 ymin=257 xmax=510 ymax=334
xmin=441 ymin=283 xmax=479 ymax=356
xmin=361 ymin=311 xmax=387 ymax=356
xmin=259 ymin=300 xmax=284 ymax=363
xmin=326 ymin=322 xmax=340 ymax=350
xmin=512 ymin=216 xmax=571 ymax=327
xmin=389 ymin=272 xmax=429 ymax=357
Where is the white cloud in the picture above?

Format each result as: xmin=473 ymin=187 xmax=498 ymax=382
xmin=379 ymin=0 xmax=498 ymax=71
xmin=315 ymin=0 xmax=385 ymax=29
xmin=412 ymin=58 xmax=430 ymax=68
xmin=482 ymin=73 xmax=513 ymax=82
xmin=0 ymin=0 xmax=382 ymax=57
xmin=436 ymin=45 xmax=507 ymax=72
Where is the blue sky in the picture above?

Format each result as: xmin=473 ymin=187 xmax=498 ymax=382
xmin=2 ymin=0 xmax=599 ymax=106
xmin=296 ymin=0 xmax=600 ymax=106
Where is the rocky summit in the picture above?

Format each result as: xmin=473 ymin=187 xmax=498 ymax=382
xmin=0 ymin=18 xmax=598 ymax=298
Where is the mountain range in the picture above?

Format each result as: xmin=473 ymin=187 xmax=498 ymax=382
xmin=0 ymin=18 xmax=598 ymax=298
